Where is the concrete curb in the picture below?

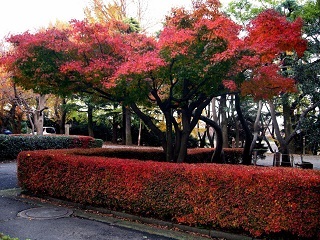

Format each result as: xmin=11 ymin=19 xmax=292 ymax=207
xmin=86 ymin=206 xmax=254 ymax=240
xmin=14 ymin=190 xmax=255 ymax=240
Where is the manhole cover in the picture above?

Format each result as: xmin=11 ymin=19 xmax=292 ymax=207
xmin=18 ymin=207 xmax=73 ymax=220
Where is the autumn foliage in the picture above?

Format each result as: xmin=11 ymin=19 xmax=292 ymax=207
xmin=0 ymin=4 xmax=307 ymax=99
xmin=18 ymin=149 xmax=320 ymax=239
xmin=240 ymin=65 xmax=297 ymax=100
xmin=236 ymin=9 xmax=306 ymax=100
xmin=0 ymin=0 xmax=307 ymax=162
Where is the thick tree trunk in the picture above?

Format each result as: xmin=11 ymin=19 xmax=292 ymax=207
xmin=235 ymin=94 xmax=252 ymax=165
xmin=198 ymin=115 xmax=224 ymax=163
xmin=268 ymin=100 xmax=291 ymax=166
xmin=176 ymin=108 xmax=191 ymax=163
xmin=176 ymin=132 xmax=189 ymax=163
xmin=130 ymin=103 xmax=167 ymax=152
xmin=164 ymin=111 xmax=174 ymax=162
xmin=8 ymin=102 xmax=18 ymax=133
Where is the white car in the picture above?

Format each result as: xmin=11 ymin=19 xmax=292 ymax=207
xmin=43 ymin=127 xmax=56 ymax=135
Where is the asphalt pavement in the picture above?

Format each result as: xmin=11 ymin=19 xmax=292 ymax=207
xmin=0 ymin=191 xmax=181 ymax=240
xmin=254 ymin=153 xmax=320 ymax=169
xmin=0 ymin=161 xmax=17 ymax=190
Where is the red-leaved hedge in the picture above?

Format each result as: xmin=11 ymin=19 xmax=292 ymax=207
xmin=59 ymin=147 xmax=243 ymax=163
xmin=17 ymin=149 xmax=320 ymax=239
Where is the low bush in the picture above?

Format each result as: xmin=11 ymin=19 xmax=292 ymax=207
xmin=64 ymin=147 xmax=243 ymax=163
xmin=0 ymin=135 xmax=103 ymax=160
xmin=186 ymin=148 xmax=243 ymax=163
xmin=18 ymin=149 xmax=320 ymax=239
xmin=0 ymin=233 xmax=19 ymax=240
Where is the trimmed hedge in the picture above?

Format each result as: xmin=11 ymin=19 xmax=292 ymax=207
xmin=17 ymin=149 xmax=320 ymax=239
xmin=0 ymin=135 xmax=103 ymax=160
xmin=63 ymin=147 xmax=243 ymax=163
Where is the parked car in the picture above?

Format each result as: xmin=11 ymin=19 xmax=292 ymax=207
xmin=2 ymin=129 xmax=12 ymax=135
xmin=31 ymin=127 xmax=56 ymax=135
xmin=43 ymin=127 xmax=56 ymax=135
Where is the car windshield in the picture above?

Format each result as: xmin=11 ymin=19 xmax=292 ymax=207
xmin=44 ymin=127 xmax=55 ymax=133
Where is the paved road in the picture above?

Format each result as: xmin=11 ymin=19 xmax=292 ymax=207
xmin=0 ymin=161 xmax=18 ymax=190
xmin=0 ymin=195 xmax=176 ymax=240
xmin=255 ymin=153 xmax=320 ymax=169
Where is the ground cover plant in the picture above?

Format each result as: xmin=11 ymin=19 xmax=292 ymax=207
xmin=0 ymin=233 xmax=19 ymax=240
xmin=17 ymin=148 xmax=320 ymax=239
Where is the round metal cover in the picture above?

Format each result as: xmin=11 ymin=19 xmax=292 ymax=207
xmin=18 ymin=207 xmax=73 ymax=220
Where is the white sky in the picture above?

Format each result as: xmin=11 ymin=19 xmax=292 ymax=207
xmin=0 ymin=0 xmax=231 ymax=40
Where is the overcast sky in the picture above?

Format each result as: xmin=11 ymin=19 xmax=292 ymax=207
xmin=0 ymin=0 xmax=231 ymax=40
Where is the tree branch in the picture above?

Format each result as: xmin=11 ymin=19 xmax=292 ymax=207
xmin=286 ymin=100 xmax=320 ymax=144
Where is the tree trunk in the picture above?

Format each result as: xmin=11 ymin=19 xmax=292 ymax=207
xmin=88 ymin=103 xmax=94 ymax=137
xmin=176 ymin=108 xmax=191 ymax=163
xmin=250 ymin=100 xmax=263 ymax=154
xmin=121 ymin=104 xmax=126 ymax=145
xmin=210 ymin=97 xmax=218 ymax=147
xmin=10 ymin=83 xmax=20 ymax=133
xmin=268 ymin=100 xmax=291 ymax=166
xmin=282 ymin=94 xmax=295 ymax=153
xmin=198 ymin=115 xmax=224 ymax=163
xmin=112 ymin=117 xmax=118 ymax=143
xmin=130 ymin=103 xmax=166 ymax=151
xmin=125 ymin=106 xmax=132 ymax=145
xmin=285 ymin=100 xmax=320 ymax=155
xmin=176 ymin=131 xmax=189 ymax=163
xmin=235 ymin=94 xmax=252 ymax=165
xmin=8 ymin=101 xmax=17 ymax=133
xmin=138 ymin=119 xmax=142 ymax=146
xmin=199 ymin=129 xmax=207 ymax=148
xmin=60 ymin=99 xmax=67 ymax=134
xmin=111 ymin=104 xmax=118 ymax=143
xmin=35 ymin=94 xmax=46 ymax=135
xmin=173 ymin=121 xmax=181 ymax=162
xmin=220 ymin=95 xmax=229 ymax=148
xmin=164 ymin=111 xmax=174 ymax=162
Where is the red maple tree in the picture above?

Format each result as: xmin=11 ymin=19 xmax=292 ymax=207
xmin=1 ymin=1 xmax=307 ymax=163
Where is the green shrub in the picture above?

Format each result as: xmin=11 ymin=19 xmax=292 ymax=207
xmin=18 ymin=149 xmax=320 ymax=239
xmin=0 ymin=135 xmax=103 ymax=160
xmin=0 ymin=233 xmax=19 ymax=240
